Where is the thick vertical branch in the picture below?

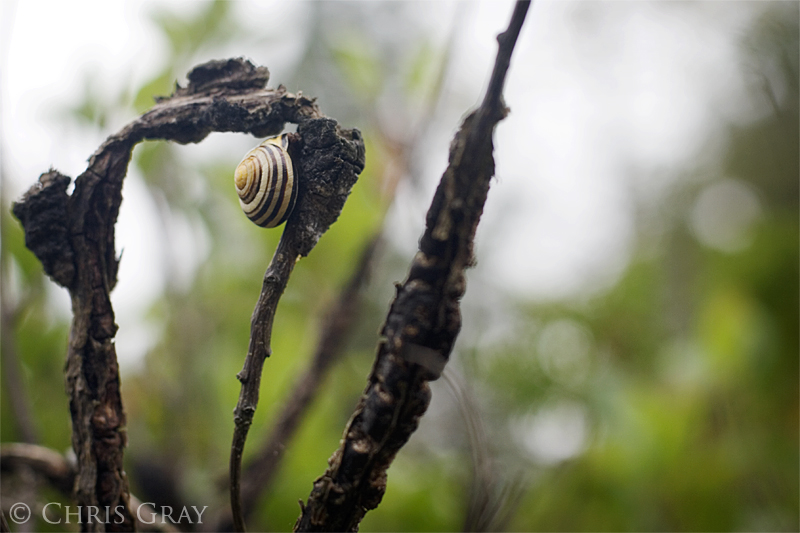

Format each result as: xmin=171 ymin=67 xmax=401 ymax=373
xmin=14 ymin=165 xmax=134 ymax=532
xmin=295 ymin=2 xmax=531 ymax=531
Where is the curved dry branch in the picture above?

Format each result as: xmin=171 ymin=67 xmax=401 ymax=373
xmin=294 ymin=2 xmax=531 ymax=531
xmin=0 ymin=443 xmax=181 ymax=532
xmin=0 ymin=443 xmax=76 ymax=495
xmin=10 ymin=58 xmax=364 ymax=533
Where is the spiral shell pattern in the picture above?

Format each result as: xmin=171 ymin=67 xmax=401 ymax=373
xmin=234 ymin=134 xmax=298 ymax=228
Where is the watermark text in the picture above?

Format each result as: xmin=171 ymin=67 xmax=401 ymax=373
xmin=6 ymin=502 xmax=208 ymax=526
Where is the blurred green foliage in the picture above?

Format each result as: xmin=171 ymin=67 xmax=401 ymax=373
xmin=2 ymin=2 xmax=797 ymax=532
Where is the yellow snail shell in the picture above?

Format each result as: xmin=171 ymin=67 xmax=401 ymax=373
xmin=234 ymin=133 xmax=297 ymax=228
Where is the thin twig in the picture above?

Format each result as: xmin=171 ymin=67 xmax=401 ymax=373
xmin=230 ymin=231 xmax=300 ymax=532
xmin=220 ymin=236 xmax=377 ymax=531
xmin=294 ymin=2 xmax=530 ymax=531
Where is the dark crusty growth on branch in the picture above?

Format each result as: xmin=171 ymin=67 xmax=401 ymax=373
xmin=11 ymin=57 xmax=364 ymax=532
xmin=182 ymin=58 xmax=270 ymax=95
xmin=294 ymin=2 xmax=530 ymax=531
xmin=294 ymin=119 xmax=366 ymax=255
xmin=12 ymin=171 xmax=75 ymax=288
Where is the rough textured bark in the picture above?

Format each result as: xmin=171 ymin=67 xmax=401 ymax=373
xmin=11 ymin=58 xmax=363 ymax=532
xmin=294 ymin=2 xmax=530 ymax=531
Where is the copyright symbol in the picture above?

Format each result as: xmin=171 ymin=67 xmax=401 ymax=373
xmin=9 ymin=502 xmax=31 ymax=524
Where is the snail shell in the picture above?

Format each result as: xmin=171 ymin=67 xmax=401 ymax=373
xmin=234 ymin=133 xmax=298 ymax=228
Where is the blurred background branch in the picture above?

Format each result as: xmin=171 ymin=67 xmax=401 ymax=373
xmin=0 ymin=443 xmax=181 ymax=532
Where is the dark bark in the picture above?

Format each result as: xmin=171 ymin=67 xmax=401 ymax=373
xmin=294 ymin=2 xmax=531 ymax=531
xmin=11 ymin=57 xmax=364 ymax=532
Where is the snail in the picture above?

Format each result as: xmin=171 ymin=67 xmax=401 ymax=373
xmin=234 ymin=133 xmax=298 ymax=228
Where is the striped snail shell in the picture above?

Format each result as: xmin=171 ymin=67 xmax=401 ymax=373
xmin=234 ymin=133 xmax=298 ymax=228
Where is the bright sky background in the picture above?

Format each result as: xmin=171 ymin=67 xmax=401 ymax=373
xmin=1 ymin=0 xmax=769 ymax=368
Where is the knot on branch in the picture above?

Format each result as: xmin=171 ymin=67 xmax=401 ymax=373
xmin=12 ymin=170 xmax=75 ymax=288
xmin=289 ymin=118 xmax=366 ymax=256
xmin=167 ymin=57 xmax=270 ymax=99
